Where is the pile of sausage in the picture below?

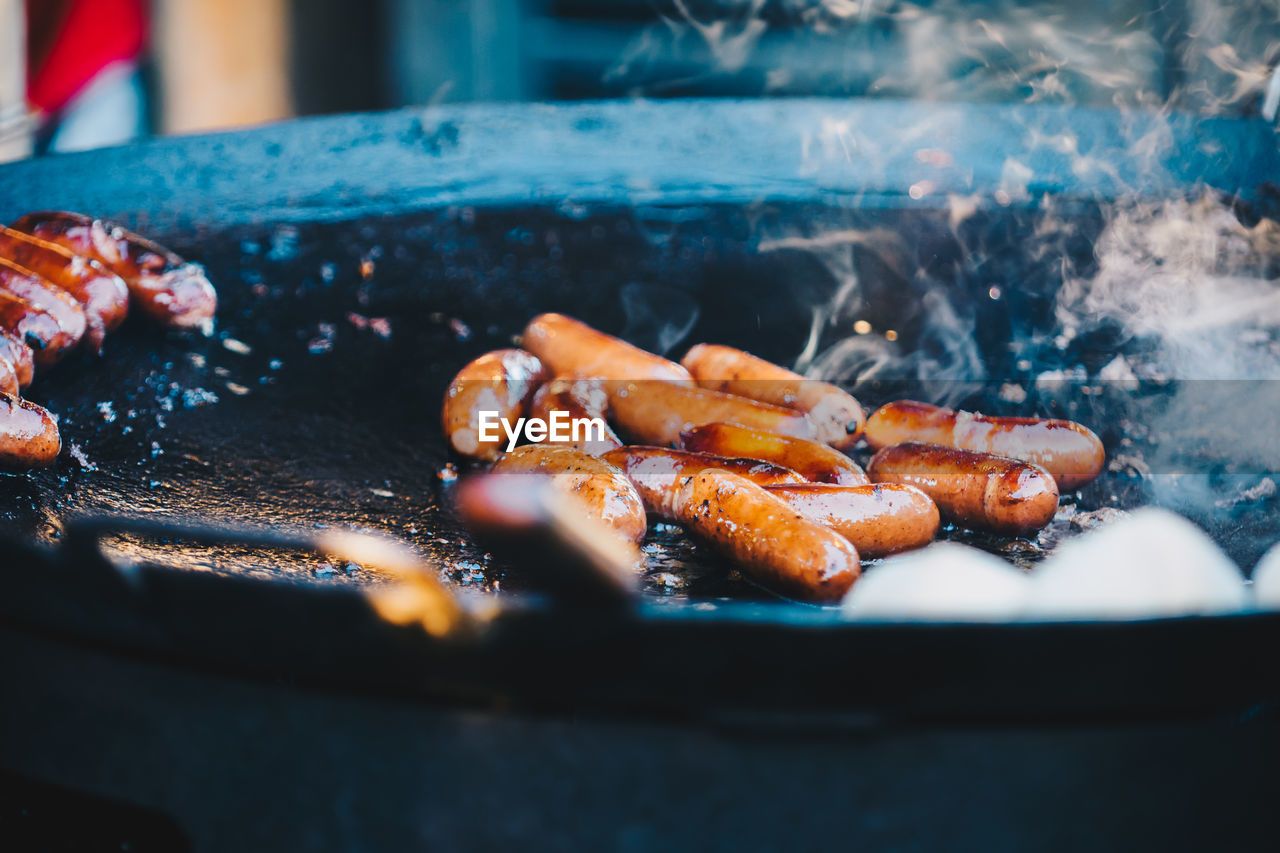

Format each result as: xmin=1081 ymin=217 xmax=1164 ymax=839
xmin=444 ymin=313 xmax=1106 ymax=603
xmin=0 ymin=211 xmax=218 ymax=471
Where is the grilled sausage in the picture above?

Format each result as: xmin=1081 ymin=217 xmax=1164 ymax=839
xmin=864 ymin=400 xmax=1105 ymax=491
xmin=442 ymin=348 xmax=547 ymax=462
xmin=11 ymin=211 xmax=217 ymax=331
xmin=673 ymin=469 xmax=860 ymax=603
xmin=680 ymin=343 xmax=865 ymax=448
xmin=0 ymin=391 xmax=61 ymax=469
xmin=0 ymin=258 xmax=87 ymax=364
xmin=0 ymin=292 xmax=69 ymax=369
xmin=602 ymin=445 xmax=805 ymax=521
xmin=0 ymin=353 xmax=18 ymax=396
xmin=867 ymin=442 xmax=1058 ymax=535
xmin=0 ymin=226 xmax=129 ymax=353
xmin=521 ymin=313 xmax=693 ymax=384
xmin=528 ymin=377 xmax=623 ymax=455
xmin=492 ymin=444 xmax=647 ymax=544
xmin=680 ymin=422 xmax=869 ymax=485
xmin=606 ymin=380 xmax=816 ymax=447
xmin=764 ymin=483 xmax=939 ymax=558
xmin=0 ymin=329 xmax=33 ymax=388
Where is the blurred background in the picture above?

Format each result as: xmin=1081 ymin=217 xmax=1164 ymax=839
xmin=2 ymin=0 xmax=1279 ymax=163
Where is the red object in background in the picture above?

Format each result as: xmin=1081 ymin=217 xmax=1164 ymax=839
xmin=25 ymin=0 xmax=149 ymax=115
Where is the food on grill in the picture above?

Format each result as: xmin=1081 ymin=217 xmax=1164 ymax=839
xmin=673 ymin=469 xmax=860 ymax=603
xmin=521 ymin=312 xmax=693 ymax=384
xmin=680 ymin=343 xmax=865 ymax=448
xmin=0 ymin=226 xmax=129 ymax=354
xmin=0 ymin=291 xmax=68 ymax=369
xmin=528 ymin=377 xmax=622 ymax=455
xmin=765 ymin=483 xmax=939 ymax=559
xmin=442 ymin=348 xmax=547 ymax=461
xmin=0 ymin=258 xmax=86 ymax=366
xmin=491 ymin=444 xmax=648 ymax=544
xmin=0 ymin=391 xmax=61 ymax=470
xmin=867 ymin=442 xmax=1059 ymax=535
xmin=0 ymin=329 xmax=34 ymax=388
xmin=11 ymin=211 xmax=218 ymax=332
xmin=864 ymin=400 xmax=1105 ymax=491
xmin=602 ymin=445 xmax=805 ymax=521
xmin=0 ymin=354 xmax=18 ymax=395
xmin=842 ymin=542 xmax=1031 ymax=621
xmin=605 ymin=379 xmax=816 ymax=447
xmin=680 ymin=422 xmax=869 ymax=486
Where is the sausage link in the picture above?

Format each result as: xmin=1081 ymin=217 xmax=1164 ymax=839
xmin=0 ymin=292 xmax=67 ymax=368
xmin=0 ymin=391 xmax=61 ymax=469
xmin=764 ymin=483 xmax=939 ymax=558
xmin=0 ymin=257 xmax=87 ymax=363
xmin=673 ymin=470 xmax=860 ymax=603
xmin=0 ymin=329 xmax=33 ymax=388
xmin=521 ymin=313 xmax=692 ymax=384
xmin=864 ymin=400 xmax=1104 ymax=491
xmin=867 ymin=442 xmax=1058 ymax=535
xmin=529 ymin=377 xmax=623 ymax=455
xmin=680 ymin=343 xmax=865 ymax=448
xmin=492 ymin=444 xmax=647 ymax=544
xmin=442 ymin=348 xmax=547 ymax=462
xmin=0 ymin=353 xmax=18 ymax=395
xmin=606 ymin=380 xmax=816 ymax=447
xmin=680 ymin=422 xmax=868 ymax=485
xmin=11 ymin=211 xmax=217 ymax=331
xmin=602 ymin=445 xmax=805 ymax=521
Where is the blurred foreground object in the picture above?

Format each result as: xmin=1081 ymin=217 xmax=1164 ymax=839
xmin=0 ymin=0 xmax=30 ymax=162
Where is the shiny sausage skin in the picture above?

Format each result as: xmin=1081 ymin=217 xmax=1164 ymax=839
xmin=0 ymin=353 xmax=18 ymax=396
xmin=0 ymin=258 xmax=87 ymax=362
xmin=602 ymin=445 xmax=805 ymax=521
xmin=0 ymin=226 xmax=129 ymax=353
xmin=864 ymin=400 xmax=1104 ymax=491
xmin=11 ymin=211 xmax=217 ymax=331
xmin=0 ymin=292 xmax=67 ymax=368
xmin=0 ymin=329 xmax=33 ymax=388
xmin=673 ymin=470 xmax=860 ymax=603
xmin=529 ymin=377 xmax=623 ymax=455
xmin=680 ymin=422 xmax=868 ymax=486
xmin=867 ymin=442 xmax=1058 ymax=535
xmin=0 ymin=391 xmax=61 ymax=469
xmin=492 ymin=444 xmax=647 ymax=544
xmin=606 ymin=380 xmax=816 ymax=447
xmin=521 ymin=313 xmax=692 ymax=384
xmin=680 ymin=343 xmax=865 ymax=448
xmin=764 ymin=483 xmax=939 ymax=559
xmin=442 ymin=348 xmax=547 ymax=462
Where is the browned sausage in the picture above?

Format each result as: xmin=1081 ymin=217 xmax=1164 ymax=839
xmin=672 ymin=469 xmax=860 ymax=603
xmin=864 ymin=400 xmax=1104 ymax=491
xmin=491 ymin=444 xmax=647 ymax=544
xmin=0 ymin=391 xmax=61 ymax=469
xmin=0 ymin=353 xmax=18 ymax=396
xmin=0 ymin=292 xmax=68 ymax=369
xmin=602 ymin=445 xmax=805 ymax=521
xmin=11 ymin=211 xmax=217 ymax=331
xmin=764 ymin=483 xmax=939 ymax=559
xmin=528 ymin=377 xmax=623 ymax=455
xmin=680 ymin=343 xmax=865 ymax=448
xmin=521 ymin=313 xmax=692 ymax=383
xmin=0 ymin=257 xmax=87 ymax=364
xmin=442 ymin=348 xmax=547 ymax=462
xmin=867 ymin=442 xmax=1058 ymax=535
xmin=0 ymin=329 xmax=33 ymax=388
xmin=0 ymin=225 xmax=129 ymax=354
xmin=680 ymin=422 xmax=869 ymax=485
xmin=606 ymin=380 xmax=816 ymax=447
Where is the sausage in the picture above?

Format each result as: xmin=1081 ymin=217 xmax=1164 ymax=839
xmin=0 ymin=225 xmax=129 ymax=354
xmin=0 ymin=353 xmax=18 ymax=396
xmin=521 ymin=313 xmax=692 ymax=384
xmin=528 ymin=377 xmax=623 ymax=455
xmin=442 ymin=348 xmax=547 ymax=462
xmin=680 ymin=343 xmax=865 ymax=448
xmin=680 ymin=422 xmax=869 ymax=485
xmin=867 ymin=442 xmax=1058 ymax=535
xmin=672 ymin=470 xmax=860 ymax=603
xmin=491 ymin=444 xmax=647 ymax=544
xmin=863 ymin=400 xmax=1105 ymax=491
xmin=764 ymin=483 xmax=939 ymax=559
xmin=0 ymin=329 xmax=33 ymax=388
xmin=0 ymin=257 xmax=87 ymax=362
xmin=0 ymin=391 xmax=61 ymax=469
xmin=0 ymin=292 xmax=68 ymax=368
xmin=606 ymin=380 xmax=816 ymax=447
xmin=11 ymin=211 xmax=217 ymax=331
xmin=602 ymin=445 xmax=805 ymax=521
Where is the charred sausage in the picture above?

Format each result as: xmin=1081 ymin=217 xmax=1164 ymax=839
xmin=11 ymin=211 xmax=217 ymax=331
xmin=764 ymin=483 xmax=939 ymax=559
xmin=864 ymin=400 xmax=1104 ymax=491
xmin=602 ymin=445 xmax=805 ymax=521
xmin=528 ymin=377 xmax=623 ymax=455
xmin=680 ymin=343 xmax=865 ymax=448
xmin=606 ymin=380 xmax=816 ymax=447
xmin=672 ymin=469 xmax=860 ymax=603
xmin=521 ymin=313 xmax=692 ymax=384
xmin=442 ymin=348 xmax=547 ymax=462
xmin=0 ymin=391 xmax=61 ymax=469
xmin=0 ymin=257 xmax=87 ymax=362
xmin=680 ymin=422 xmax=869 ymax=485
xmin=867 ymin=442 xmax=1058 ymax=535
xmin=0 ymin=329 xmax=33 ymax=388
xmin=0 ymin=292 xmax=69 ymax=368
